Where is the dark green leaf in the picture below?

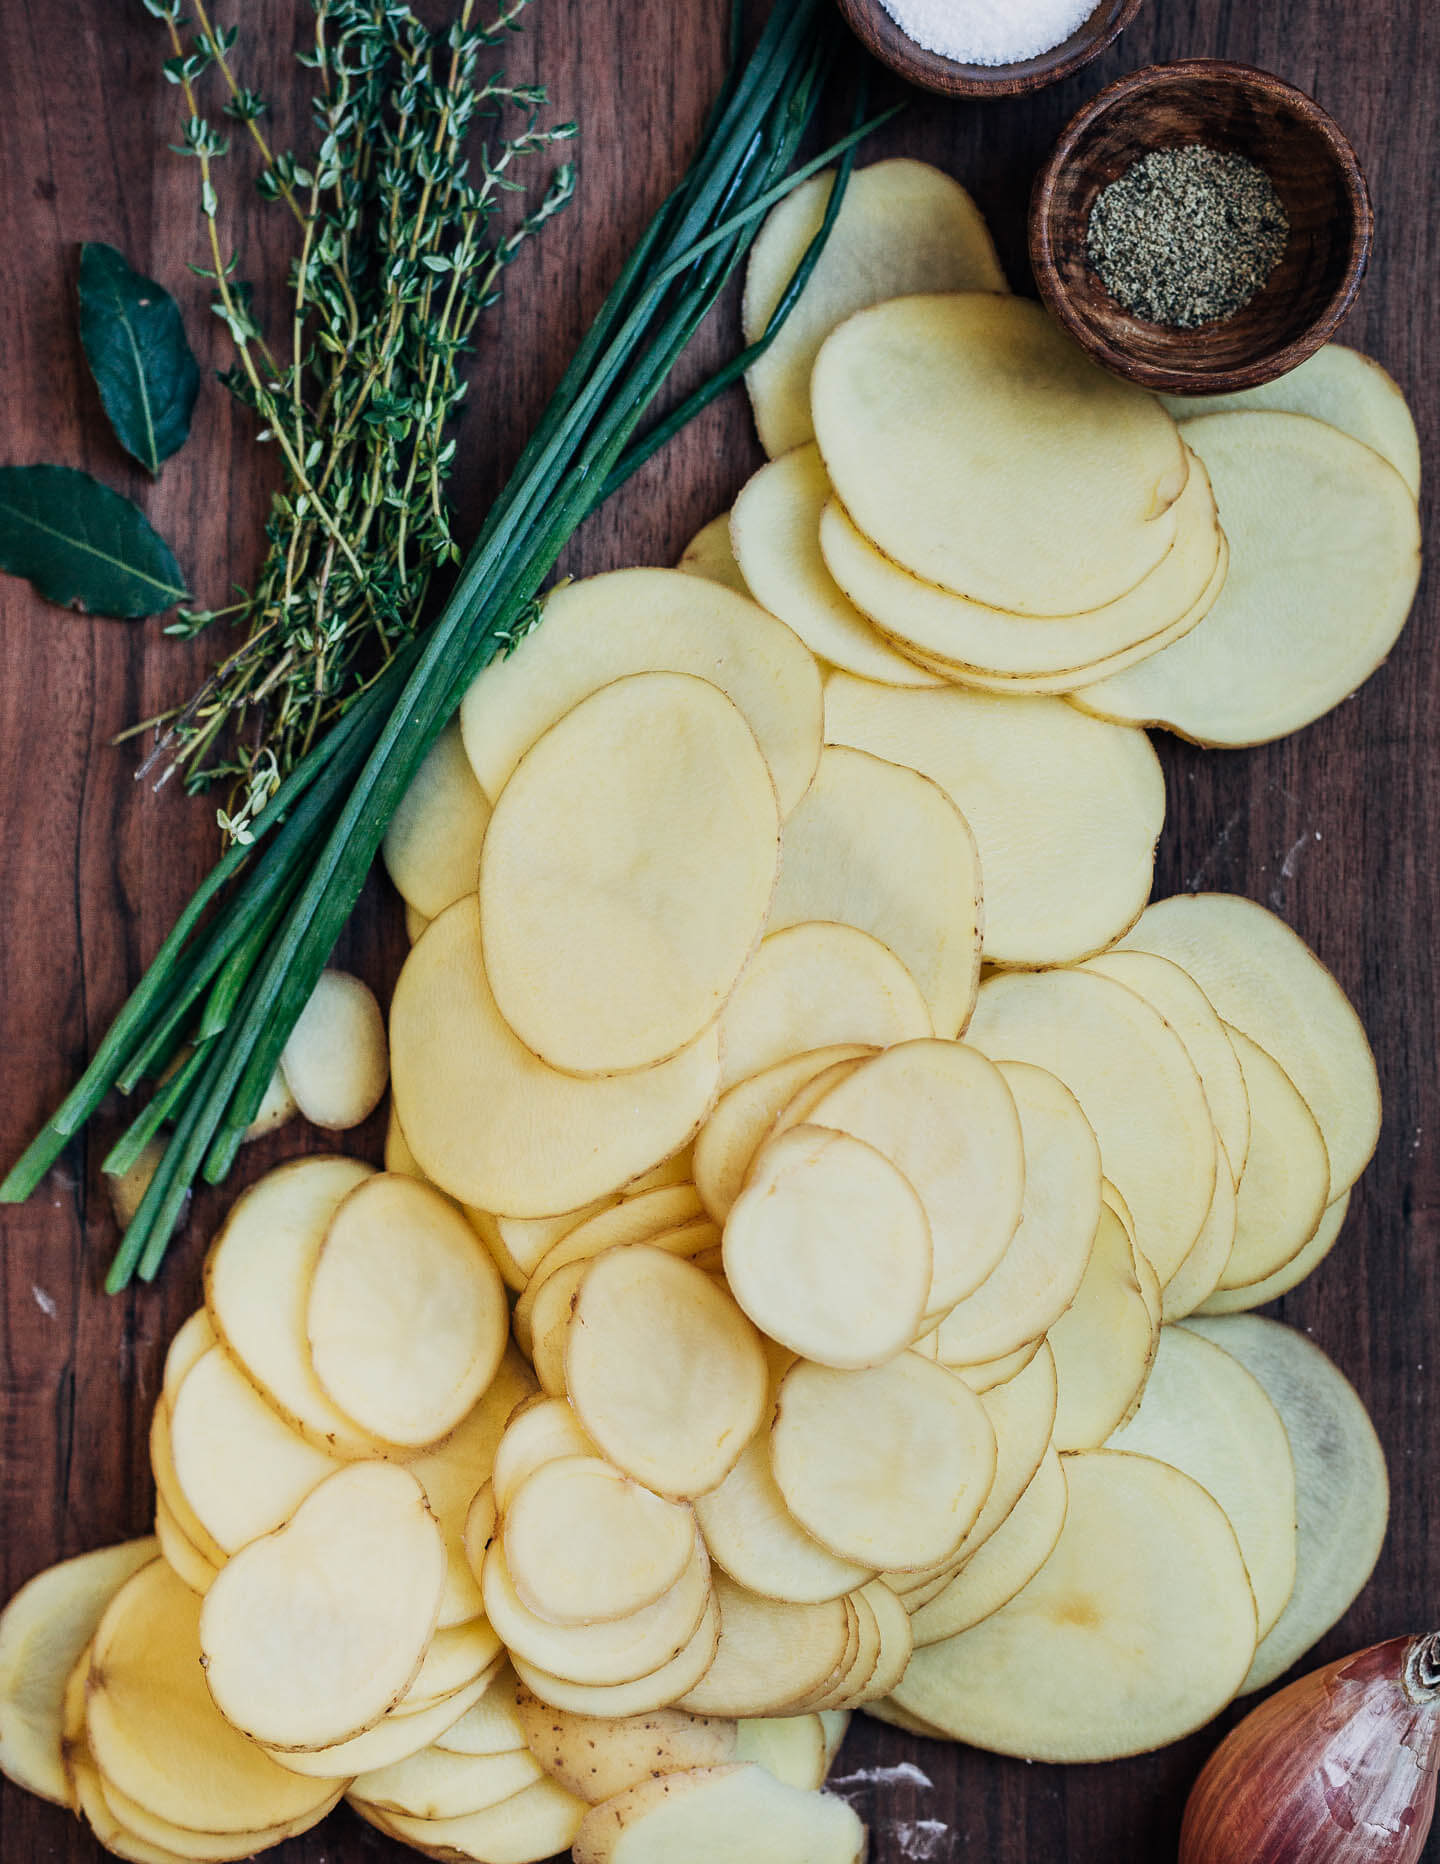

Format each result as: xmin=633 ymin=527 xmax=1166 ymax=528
xmin=0 ymin=466 xmax=187 ymax=618
xmin=78 ymin=242 xmax=200 ymax=474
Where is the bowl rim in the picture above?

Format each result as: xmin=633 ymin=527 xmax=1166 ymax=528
xmin=833 ymin=0 xmax=1145 ymax=100
xmin=1028 ymin=57 xmax=1374 ymax=393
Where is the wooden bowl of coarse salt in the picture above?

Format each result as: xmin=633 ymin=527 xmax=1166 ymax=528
xmin=834 ymin=0 xmax=1145 ymax=99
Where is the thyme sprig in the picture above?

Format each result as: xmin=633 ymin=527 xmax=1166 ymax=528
xmin=135 ymin=0 xmax=576 ymax=842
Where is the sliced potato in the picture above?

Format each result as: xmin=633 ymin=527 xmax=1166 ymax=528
xmin=262 ymin=1665 xmax=498 ymax=1779
xmin=717 ymin=921 xmax=931 ymax=1091
xmin=391 ymin=898 xmax=721 ymax=1216
xmin=677 ymin=512 xmax=750 ymax=595
xmin=512 ymin=1592 xmax=721 ymax=1719
xmin=279 ymin=969 xmax=389 ymax=1131
xmin=152 ymin=1493 xmax=219 ymax=1599
xmin=966 ymin=968 xmax=1214 ymax=1283
xmin=678 ymin=1578 xmax=850 ymax=1718
xmin=734 ymin=1716 xmax=826 ymax=1791
xmin=812 ymin=293 xmax=1184 ymax=614
xmin=573 ymin=1761 xmax=865 ymax=1864
xmin=891 ymin=1450 xmax=1257 ymax=1759
xmin=1198 ymin=1191 xmax=1351 ymax=1315
xmin=1160 ymin=1138 xmax=1237 ymax=1323
xmin=352 ymin=1742 xmax=542 ymax=1820
xmin=433 ymin=1667 xmax=528 ymax=1756
xmin=473 ymin=1198 xmax=617 ymax=1294
xmin=162 ymin=1309 xmax=216 ymax=1411
xmin=771 ymin=1355 xmax=996 ymax=1571
xmin=515 ymin=1690 xmax=736 ymax=1803
xmin=95 ymin=1776 xmax=335 ymax=1864
xmin=767 ymin=743 xmax=981 ymax=1037
xmin=1219 ymin=1029 xmax=1330 ymax=1289
xmin=566 ymin=1247 xmax=768 ymax=1499
xmin=694 ymin=1436 xmax=873 ymax=1605
xmin=743 ymin=157 xmax=1006 ymax=457
xmin=1071 ymin=412 xmax=1421 ymax=745
xmin=824 ymin=674 xmax=1165 ymax=966
xmin=1182 ymin=1315 xmax=1389 ymax=1694
xmin=200 ymin=1462 xmax=445 ymax=1750
xmin=1118 ymin=892 xmax=1380 ymax=1196
xmin=946 ymin=1339 xmax=1042 ymax=1393
xmin=516 ymin=1184 xmax=706 ymax=1342
xmin=382 ymin=717 xmax=492 ymax=920
xmin=404 ymin=902 xmax=431 ymax=945
xmin=459 ymin=567 xmax=823 ymax=816
xmin=491 ymin=1398 xmax=597 ymax=1515
xmin=150 ymin=1400 xmax=226 ymax=1569
xmin=910 ymin=1445 xmax=1069 ymax=1644
xmin=846 ymin=1579 xmax=913 ymax=1706
xmin=1050 ymin=1203 xmax=1158 ymax=1450
xmin=373 ymin=1774 xmax=587 ymax=1863
xmin=479 ymin=672 xmax=779 ymax=1076
xmin=401 ymin=1616 xmax=504 ymax=1711
xmin=241 ymin=1066 xmax=299 ymax=1145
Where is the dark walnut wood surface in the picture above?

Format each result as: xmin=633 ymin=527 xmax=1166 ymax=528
xmin=1 ymin=1 xmax=1436 ymax=1859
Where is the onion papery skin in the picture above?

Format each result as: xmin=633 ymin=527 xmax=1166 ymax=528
xmin=1180 ymin=1633 xmax=1440 ymax=1864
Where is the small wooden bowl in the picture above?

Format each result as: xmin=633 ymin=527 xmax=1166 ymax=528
xmin=834 ymin=0 xmax=1144 ymax=100
xmin=1029 ymin=60 xmax=1372 ymax=393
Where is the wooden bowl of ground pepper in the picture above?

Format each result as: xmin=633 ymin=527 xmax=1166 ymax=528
xmin=1029 ymin=60 xmax=1372 ymax=393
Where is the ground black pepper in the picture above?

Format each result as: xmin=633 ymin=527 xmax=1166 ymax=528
xmin=1087 ymin=144 xmax=1290 ymax=328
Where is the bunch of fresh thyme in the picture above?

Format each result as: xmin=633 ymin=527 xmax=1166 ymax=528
xmin=136 ymin=0 xmax=576 ymax=842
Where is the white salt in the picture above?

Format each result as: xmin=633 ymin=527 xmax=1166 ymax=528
xmin=879 ymin=0 xmax=1098 ymax=66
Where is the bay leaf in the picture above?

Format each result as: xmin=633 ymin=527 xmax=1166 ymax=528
xmin=78 ymin=242 xmax=199 ymax=475
xmin=0 ymin=465 xmax=187 ymax=618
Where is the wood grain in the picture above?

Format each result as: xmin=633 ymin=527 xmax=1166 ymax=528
xmin=0 ymin=0 xmax=1436 ymax=1860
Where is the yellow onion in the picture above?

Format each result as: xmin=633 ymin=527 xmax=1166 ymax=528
xmin=1181 ymin=1632 xmax=1440 ymax=1863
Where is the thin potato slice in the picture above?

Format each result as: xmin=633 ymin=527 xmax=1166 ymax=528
xmin=930 ymin=1062 xmax=1101 ymax=1365
xmin=200 ymin=1462 xmax=445 ymax=1750
xmin=693 ymin=1045 xmax=875 ymax=1222
xmin=479 ymin=672 xmax=779 ymax=1076
xmin=812 ymin=294 xmax=1184 ymax=614
xmin=730 ymin=448 xmax=942 ymax=688
xmin=262 ymin=1667 xmax=498 ymax=1779
xmin=743 ymin=157 xmax=1007 ymax=457
xmin=280 ymin=969 xmax=389 ymax=1131
xmin=382 ymin=717 xmax=492 ymax=920
xmin=405 ymin=902 xmax=431 ymax=945
xmin=401 ymin=1617 xmax=504 ymax=1711
xmin=1220 ymin=1029 xmax=1330 ymax=1289
xmin=573 ymin=1761 xmax=866 ymax=1864
xmin=391 ymin=898 xmax=721 ymax=1217
xmin=724 ymin=1124 xmax=932 ymax=1369
xmin=767 ymin=744 xmax=982 ymax=1037
xmin=434 ymin=1668 xmax=527 ymax=1756
xmin=678 ymin=1579 xmax=851 ymax=1719
xmin=1198 ymin=1191 xmax=1351 ymax=1315
xmin=459 ymin=567 xmax=823 ymax=816
xmin=677 ymin=512 xmax=750 ymax=596
xmin=1050 ymin=1203 xmax=1157 ymax=1451
xmin=203 ymin=1155 xmax=379 ymax=1457
xmin=946 ymin=1340 xmax=1042 ymax=1392
xmin=1160 ymin=1139 xmax=1237 ymax=1323
xmin=824 ymin=674 xmax=1165 ymax=966
xmin=694 ymin=1437 xmax=873 ymax=1605
xmin=491 ymin=1399 xmax=596 ymax=1515
xmin=891 ymin=1451 xmax=1257 ymax=1761
xmin=848 ymin=1579 xmax=914 ymax=1705
xmin=566 ymin=1247 xmax=769 ymax=1499
xmin=966 ymin=968 xmax=1214 ymax=1283
xmin=807 ymin=1041 xmax=1024 ymax=1314
xmin=1182 ymin=1315 xmax=1389 ymax=1694
xmin=374 ymin=1774 xmax=587 ymax=1863
xmin=798 ymin=1596 xmax=877 ymax=1713
xmin=1110 ymin=1325 xmax=1297 ymax=1640
xmin=771 ymin=1355 xmax=996 ymax=1571
xmin=149 ymin=1402 xmax=226 ymax=1569
xmin=517 ymin=1185 xmax=706 ymax=1341
xmin=94 ymin=1777 xmax=334 ymax=1864
xmin=152 ymin=1494 xmax=219 ymax=1598
xmin=307 ymin=1172 xmax=508 ymax=1449
xmin=353 ymin=1744 xmax=542 ymax=1820
xmin=162 ymin=1310 xmax=216 ymax=1411
xmin=515 ymin=1691 xmax=737 ymax=1803
xmin=472 ymin=1199 xmax=615 ymax=1293
xmin=1117 ymin=892 xmax=1380 ymax=1196
xmin=910 ymin=1445 xmax=1069 ymax=1644
xmin=716 ymin=921 xmax=932 ymax=1091
xmin=734 ymin=1716 xmax=826 ymax=1791
xmin=512 ymin=1593 xmax=721 ymax=1719
xmin=1071 ymin=413 xmax=1421 ymax=745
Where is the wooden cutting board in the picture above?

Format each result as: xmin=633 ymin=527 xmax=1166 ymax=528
xmin=1 ymin=0 xmax=1436 ymax=1859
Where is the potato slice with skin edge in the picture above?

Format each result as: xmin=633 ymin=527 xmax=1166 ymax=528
xmin=352 ymin=1742 xmax=543 ymax=1820
xmin=1160 ymin=1137 xmax=1238 ymax=1323
xmin=200 ymin=1462 xmax=445 ymax=1751
xmin=1050 ymin=1202 xmax=1158 ymax=1451
xmin=433 ymin=1668 xmax=527 ymax=1757
xmin=677 ymin=512 xmax=750 ymax=596
xmin=1116 ymin=892 xmax=1380 ymax=1198
xmin=472 ymin=1197 xmax=617 ymax=1294
xmin=204 ymin=1155 xmax=379 ymax=1457
xmin=1198 ymin=1190 xmax=1351 ymax=1315
xmin=1182 ymin=1315 xmax=1389 ymax=1695
xmin=392 ymin=897 xmax=721 ymax=1217
xmin=694 ymin=1435 xmax=874 ymax=1606
xmin=459 ymin=567 xmax=823 ymax=817
xmin=162 ymin=1309 xmax=215 ymax=1412
xmin=1109 ymin=1324 xmax=1297 ymax=1640
xmin=402 ymin=1616 xmax=504 ymax=1711
xmin=734 ymin=1716 xmax=826 ymax=1791
xmin=892 ymin=1450 xmax=1257 ymax=1761
xmin=566 ymin=1247 xmax=769 ymax=1501
xmin=743 ymin=157 xmax=1008 ymax=458
xmin=848 ymin=1579 xmax=914 ymax=1704
xmin=824 ymin=673 xmax=1166 ymax=967
xmin=724 ymin=1124 xmax=932 ymax=1369
xmin=572 ymin=1760 xmax=866 ymax=1864
xmin=372 ymin=1774 xmax=588 ymax=1863
xmin=677 ymin=1578 xmax=851 ymax=1719
xmin=929 ymin=1062 xmax=1101 ymax=1366
xmin=0 ymin=1538 xmax=157 ymax=1809
xmin=946 ymin=1339 xmax=1041 ymax=1392
xmin=1220 ymin=1028 xmax=1331 ymax=1289
xmin=792 ymin=1595 xmax=874 ymax=1714
xmin=491 ymin=1397 xmax=597 ymax=1516
xmin=693 ymin=1044 xmax=875 ymax=1223
xmin=772 ymin=1355 xmax=997 ymax=1571
xmin=516 ymin=1185 xmax=706 ymax=1344
xmin=731 ymin=448 xmax=942 ymax=688
xmin=94 ymin=1775 xmax=341 ymax=1864
xmin=818 ymin=448 xmax=1219 ymax=677
xmin=717 ymin=921 xmax=932 ymax=1092
xmin=150 ymin=1401 xmax=227 ymax=1569
xmin=813 ymin=293 xmax=1184 ymax=615
xmin=85 ymin=1561 xmax=341 ymax=1834
xmin=404 ymin=902 xmax=431 ymax=946
xmin=505 ymin=1456 xmax=697 ymax=1627
xmin=152 ymin=1494 xmax=219 ymax=1598
xmin=262 ymin=1664 xmax=500 ymax=1778
xmin=966 ymin=968 xmax=1214 ymax=1284
xmin=512 ymin=1592 xmax=721 ymax=1720
xmin=766 ymin=743 xmax=982 ymax=1038
xmin=279 ymin=969 xmax=389 ymax=1131
xmin=806 ymin=1039 xmax=1025 ymax=1315
xmin=1071 ymin=413 xmax=1421 ymax=746
xmin=382 ymin=717 xmax=492 ymax=921
xmin=910 ymin=1444 xmax=1069 ymax=1645
xmin=480 ymin=671 xmax=780 ymax=1077
xmin=514 ymin=1691 xmax=737 ymax=1803
xmin=306 ymin=1172 xmax=509 ymax=1450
